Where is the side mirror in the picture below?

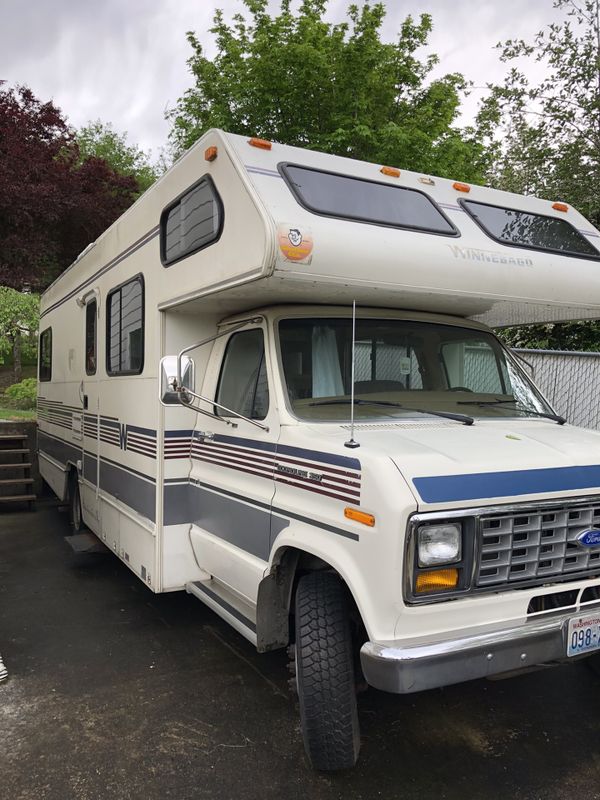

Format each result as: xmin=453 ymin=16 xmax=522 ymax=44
xmin=160 ymin=355 xmax=194 ymax=405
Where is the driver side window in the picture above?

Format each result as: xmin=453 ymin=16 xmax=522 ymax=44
xmin=215 ymin=329 xmax=269 ymax=420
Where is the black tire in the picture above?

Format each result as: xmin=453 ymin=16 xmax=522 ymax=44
xmin=294 ymin=571 xmax=360 ymax=771
xmin=69 ymin=475 xmax=86 ymax=532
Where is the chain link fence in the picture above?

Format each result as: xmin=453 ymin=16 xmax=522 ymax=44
xmin=513 ymin=349 xmax=600 ymax=430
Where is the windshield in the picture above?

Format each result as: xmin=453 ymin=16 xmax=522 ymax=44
xmin=278 ymin=317 xmax=554 ymax=422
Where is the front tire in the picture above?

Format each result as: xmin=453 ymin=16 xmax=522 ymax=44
xmin=294 ymin=571 xmax=360 ymax=771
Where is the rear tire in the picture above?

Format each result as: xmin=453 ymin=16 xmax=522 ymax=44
xmin=294 ymin=571 xmax=360 ymax=771
xmin=69 ymin=475 xmax=86 ymax=532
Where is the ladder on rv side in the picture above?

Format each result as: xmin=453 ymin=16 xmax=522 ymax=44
xmin=0 ymin=433 xmax=36 ymax=511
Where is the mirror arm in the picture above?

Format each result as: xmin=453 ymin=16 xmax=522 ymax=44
xmin=178 ymin=387 xmax=269 ymax=432
xmin=176 ymin=316 xmax=263 ymax=388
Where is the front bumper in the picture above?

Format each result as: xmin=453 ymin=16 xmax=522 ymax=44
xmin=360 ymin=608 xmax=597 ymax=694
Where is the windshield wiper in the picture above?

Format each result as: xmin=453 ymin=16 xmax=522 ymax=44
xmin=309 ymin=398 xmax=474 ymax=426
xmin=457 ymin=399 xmax=566 ymax=425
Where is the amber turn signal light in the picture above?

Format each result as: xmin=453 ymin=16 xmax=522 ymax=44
xmin=552 ymin=202 xmax=568 ymax=212
xmin=452 ymin=182 xmax=470 ymax=193
xmin=415 ymin=568 xmax=459 ymax=593
xmin=248 ymin=137 xmax=272 ymax=150
xmin=344 ymin=507 xmax=375 ymax=527
xmin=380 ymin=166 xmax=401 ymax=178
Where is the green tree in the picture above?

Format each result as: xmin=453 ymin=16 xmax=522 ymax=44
xmin=499 ymin=321 xmax=600 ymax=351
xmin=168 ymin=0 xmax=485 ymax=180
xmin=478 ymin=0 xmax=600 ymax=350
xmin=0 ymin=288 xmax=39 ymax=383
xmin=76 ymin=120 xmax=160 ymax=195
xmin=478 ymin=0 xmax=600 ymax=223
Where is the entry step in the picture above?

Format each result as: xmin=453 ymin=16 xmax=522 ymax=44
xmin=64 ymin=532 xmax=110 ymax=555
xmin=0 ymin=478 xmax=33 ymax=486
xmin=0 ymin=434 xmax=27 ymax=440
xmin=0 ymin=463 xmax=31 ymax=470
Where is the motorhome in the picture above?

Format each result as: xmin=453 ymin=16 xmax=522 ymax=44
xmin=38 ymin=130 xmax=600 ymax=770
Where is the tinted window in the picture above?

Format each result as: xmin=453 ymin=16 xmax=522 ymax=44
xmin=85 ymin=299 xmax=97 ymax=375
xmin=161 ymin=177 xmax=222 ymax=265
xmin=216 ymin=330 xmax=269 ymax=420
xmin=462 ymin=200 xmax=600 ymax=258
xmin=280 ymin=164 xmax=456 ymax=235
xmin=39 ymin=327 xmax=52 ymax=382
xmin=107 ymin=277 xmax=144 ymax=375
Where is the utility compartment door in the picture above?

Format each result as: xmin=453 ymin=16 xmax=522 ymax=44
xmin=186 ymin=321 xmax=280 ymax=604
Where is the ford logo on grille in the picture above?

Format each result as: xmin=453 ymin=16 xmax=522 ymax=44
xmin=576 ymin=529 xmax=600 ymax=547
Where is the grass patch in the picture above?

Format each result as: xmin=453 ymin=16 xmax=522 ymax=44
xmin=0 ymin=407 xmax=36 ymax=420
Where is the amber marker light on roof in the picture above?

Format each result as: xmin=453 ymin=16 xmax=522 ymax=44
xmin=344 ymin=507 xmax=375 ymax=527
xmin=204 ymin=146 xmax=218 ymax=162
xmin=380 ymin=166 xmax=401 ymax=178
xmin=552 ymin=202 xmax=569 ymax=212
xmin=248 ymin=137 xmax=272 ymax=150
xmin=453 ymin=182 xmax=471 ymax=193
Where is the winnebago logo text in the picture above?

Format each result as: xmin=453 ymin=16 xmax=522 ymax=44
xmin=448 ymin=245 xmax=533 ymax=267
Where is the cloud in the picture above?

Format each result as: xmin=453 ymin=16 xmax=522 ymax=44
xmin=1 ymin=0 xmax=564 ymax=155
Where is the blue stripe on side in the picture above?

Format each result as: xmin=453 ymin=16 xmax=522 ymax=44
xmin=413 ymin=464 xmax=600 ymax=504
xmin=213 ymin=433 xmax=361 ymax=470
xmin=165 ymin=429 xmax=194 ymax=438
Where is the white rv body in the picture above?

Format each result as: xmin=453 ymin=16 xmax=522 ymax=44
xmin=38 ymin=130 xmax=600 ymax=766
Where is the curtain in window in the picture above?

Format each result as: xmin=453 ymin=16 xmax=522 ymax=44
xmin=311 ymin=326 xmax=344 ymax=397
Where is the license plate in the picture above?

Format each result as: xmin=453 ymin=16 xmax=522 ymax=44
xmin=567 ymin=613 xmax=600 ymax=657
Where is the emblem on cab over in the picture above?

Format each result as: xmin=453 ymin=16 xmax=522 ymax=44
xmin=575 ymin=529 xmax=600 ymax=547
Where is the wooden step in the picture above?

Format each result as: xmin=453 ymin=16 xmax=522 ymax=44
xmin=0 ymin=463 xmax=31 ymax=470
xmin=0 ymin=478 xmax=33 ymax=486
xmin=0 ymin=494 xmax=36 ymax=503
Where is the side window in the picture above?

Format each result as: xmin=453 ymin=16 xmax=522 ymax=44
xmin=441 ymin=341 xmax=508 ymax=393
xmin=85 ymin=299 xmax=97 ymax=375
xmin=161 ymin=176 xmax=223 ymax=266
xmin=39 ymin=327 xmax=52 ymax=382
xmin=106 ymin=277 xmax=144 ymax=375
xmin=216 ymin=330 xmax=269 ymax=420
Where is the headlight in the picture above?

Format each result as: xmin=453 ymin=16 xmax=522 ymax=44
xmin=417 ymin=523 xmax=462 ymax=567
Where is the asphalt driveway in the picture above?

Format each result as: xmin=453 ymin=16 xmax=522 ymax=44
xmin=2 ymin=502 xmax=600 ymax=800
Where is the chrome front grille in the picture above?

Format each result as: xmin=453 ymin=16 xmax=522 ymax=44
xmin=477 ymin=502 xmax=600 ymax=587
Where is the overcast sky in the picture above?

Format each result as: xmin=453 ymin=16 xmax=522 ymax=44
xmin=1 ymin=0 xmax=563 ymax=158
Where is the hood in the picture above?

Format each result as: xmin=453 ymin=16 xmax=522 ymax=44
xmin=328 ymin=419 xmax=600 ymax=509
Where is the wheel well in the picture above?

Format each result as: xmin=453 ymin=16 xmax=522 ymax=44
xmin=255 ymin=547 xmax=365 ymax=653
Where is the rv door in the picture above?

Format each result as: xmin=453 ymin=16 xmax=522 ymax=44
xmin=80 ymin=293 xmax=100 ymax=521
